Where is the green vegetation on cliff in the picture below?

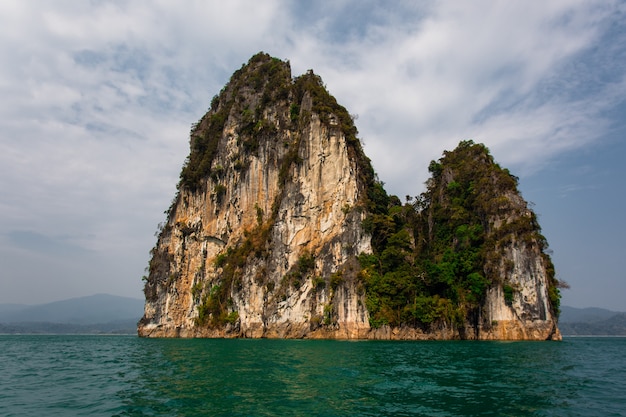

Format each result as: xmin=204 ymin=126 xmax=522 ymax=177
xmin=360 ymin=140 xmax=561 ymax=329
xmin=180 ymin=53 xmax=292 ymax=191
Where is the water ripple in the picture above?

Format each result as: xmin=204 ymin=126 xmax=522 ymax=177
xmin=1 ymin=336 xmax=625 ymax=416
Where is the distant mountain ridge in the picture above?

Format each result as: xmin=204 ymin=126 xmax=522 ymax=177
xmin=0 ymin=294 xmax=143 ymax=334
xmin=559 ymin=306 xmax=626 ymax=336
xmin=559 ymin=306 xmax=620 ymax=323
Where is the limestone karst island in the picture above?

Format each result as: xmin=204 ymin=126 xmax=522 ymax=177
xmin=138 ymin=53 xmax=562 ymax=340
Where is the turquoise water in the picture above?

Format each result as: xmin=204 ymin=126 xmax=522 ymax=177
xmin=0 ymin=336 xmax=624 ymax=416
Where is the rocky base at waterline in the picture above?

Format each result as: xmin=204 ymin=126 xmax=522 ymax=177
xmin=140 ymin=321 xmax=559 ymax=341
xmin=139 ymin=53 xmax=562 ymax=341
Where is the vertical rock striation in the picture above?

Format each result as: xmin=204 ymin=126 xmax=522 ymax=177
xmin=139 ymin=53 xmax=561 ymax=340
xmin=139 ymin=53 xmax=373 ymax=338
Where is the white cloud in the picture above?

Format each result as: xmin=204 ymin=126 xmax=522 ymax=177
xmin=290 ymin=0 xmax=623 ymax=195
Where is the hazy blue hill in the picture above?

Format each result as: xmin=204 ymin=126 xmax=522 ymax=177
xmin=0 ymin=303 xmax=28 ymax=315
xmin=0 ymin=294 xmax=144 ymax=324
xmin=559 ymin=306 xmax=626 ymax=336
xmin=560 ymin=306 xmax=619 ymax=323
xmin=0 ymin=294 xmax=143 ymax=334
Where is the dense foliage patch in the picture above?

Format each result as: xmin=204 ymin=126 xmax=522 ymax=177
xmin=360 ymin=140 xmax=561 ymax=329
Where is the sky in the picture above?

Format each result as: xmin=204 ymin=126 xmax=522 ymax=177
xmin=1 ymin=1 xmax=625 ymax=311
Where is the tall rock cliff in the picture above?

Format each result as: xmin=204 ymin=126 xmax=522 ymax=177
xmin=139 ymin=53 xmax=561 ymax=340
xmin=139 ymin=53 xmax=374 ymax=338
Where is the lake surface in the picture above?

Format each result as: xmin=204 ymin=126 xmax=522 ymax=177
xmin=0 ymin=335 xmax=624 ymax=416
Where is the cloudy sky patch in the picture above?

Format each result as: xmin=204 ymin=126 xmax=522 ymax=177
xmin=1 ymin=0 xmax=625 ymax=309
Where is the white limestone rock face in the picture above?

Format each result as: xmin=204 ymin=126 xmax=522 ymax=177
xmin=479 ymin=239 xmax=560 ymax=340
xmin=470 ymin=191 xmax=560 ymax=341
xmin=139 ymin=55 xmax=373 ymax=338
